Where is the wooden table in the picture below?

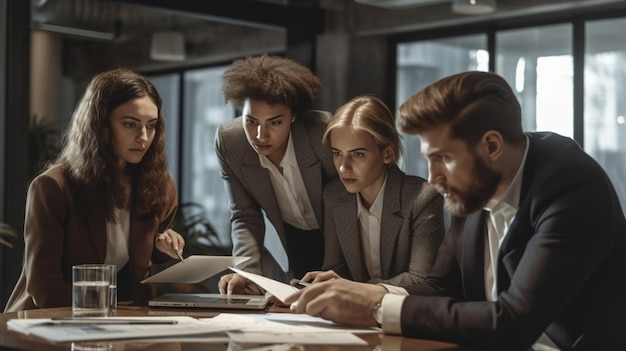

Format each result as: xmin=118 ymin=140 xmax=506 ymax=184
xmin=0 ymin=302 xmax=475 ymax=351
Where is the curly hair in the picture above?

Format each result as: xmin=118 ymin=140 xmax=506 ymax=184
xmin=221 ymin=54 xmax=320 ymax=116
xmin=55 ymin=67 xmax=170 ymax=220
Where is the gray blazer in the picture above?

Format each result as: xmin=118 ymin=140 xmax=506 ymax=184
xmin=215 ymin=110 xmax=337 ymax=278
xmin=322 ymin=164 xmax=444 ymax=287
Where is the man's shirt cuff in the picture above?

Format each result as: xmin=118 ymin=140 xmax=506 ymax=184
xmin=380 ymin=293 xmax=406 ymax=335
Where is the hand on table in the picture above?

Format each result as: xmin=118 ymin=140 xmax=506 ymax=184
xmin=297 ymin=270 xmax=341 ymax=285
xmin=284 ymin=278 xmax=386 ymax=327
xmin=218 ymin=273 xmax=263 ymax=295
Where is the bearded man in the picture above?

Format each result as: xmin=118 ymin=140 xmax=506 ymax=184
xmin=286 ymin=71 xmax=626 ymax=351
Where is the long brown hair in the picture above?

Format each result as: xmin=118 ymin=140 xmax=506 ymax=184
xmin=55 ymin=68 xmax=170 ymax=220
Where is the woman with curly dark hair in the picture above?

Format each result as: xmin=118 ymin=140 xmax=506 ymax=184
xmin=216 ymin=54 xmax=337 ymax=295
xmin=5 ymin=68 xmax=184 ymax=312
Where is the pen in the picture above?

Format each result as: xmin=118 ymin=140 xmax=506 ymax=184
xmin=49 ymin=318 xmax=178 ymax=325
xmin=290 ymin=279 xmax=311 ymax=288
xmin=176 ymin=251 xmax=185 ymax=263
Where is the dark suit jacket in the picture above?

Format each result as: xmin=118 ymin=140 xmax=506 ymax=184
xmin=322 ymin=164 xmax=444 ymax=287
xmin=215 ymin=110 xmax=337 ymax=278
xmin=400 ymin=132 xmax=626 ymax=350
xmin=4 ymin=164 xmax=178 ymax=312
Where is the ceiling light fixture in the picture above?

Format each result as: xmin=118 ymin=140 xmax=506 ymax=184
xmin=452 ymin=0 xmax=496 ymax=15
xmin=150 ymin=31 xmax=186 ymax=62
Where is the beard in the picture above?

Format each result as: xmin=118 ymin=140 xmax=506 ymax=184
xmin=440 ymin=155 xmax=501 ymax=217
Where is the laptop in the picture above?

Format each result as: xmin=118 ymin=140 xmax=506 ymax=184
xmin=148 ymin=293 xmax=268 ymax=310
xmin=141 ymin=256 xmax=250 ymax=284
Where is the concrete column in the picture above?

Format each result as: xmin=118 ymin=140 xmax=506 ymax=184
xmin=30 ymin=29 xmax=62 ymax=125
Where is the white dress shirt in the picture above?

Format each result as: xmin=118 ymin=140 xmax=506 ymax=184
xmin=259 ymin=132 xmax=319 ymax=230
xmin=356 ymin=175 xmax=387 ymax=280
xmin=104 ymin=208 xmax=130 ymax=272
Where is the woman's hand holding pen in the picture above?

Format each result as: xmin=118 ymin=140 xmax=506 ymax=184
xmin=155 ymin=229 xmax=185 ymax=260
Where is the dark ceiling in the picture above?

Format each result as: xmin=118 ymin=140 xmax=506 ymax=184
xmin=30 ymin=0 xmax=626 ymax=74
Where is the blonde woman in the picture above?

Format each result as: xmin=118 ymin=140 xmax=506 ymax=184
xmin=300 ymin=95 xmax=444 ymax=287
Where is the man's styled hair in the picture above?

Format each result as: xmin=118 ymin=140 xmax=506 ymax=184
xmin=221 ymin=54 xmax=321 ymax=116
xmin=55 ymin=67 xmax=170 ymax=220
xmin=323 ymin=95 xmax=402 ymax=163
xmin=397 ymin=71 xmax=525 ymax=147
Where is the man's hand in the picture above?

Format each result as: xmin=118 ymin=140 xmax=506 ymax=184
xmin=284 ymin=278 xmax=387 ymax=327
xmin=298 ymin=270 xmax=341 ymax=284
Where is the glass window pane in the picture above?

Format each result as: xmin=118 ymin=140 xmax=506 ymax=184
xmin=496 ymin=24 xmax=573 ymax=136
xmin=183 ymin=66 xmax=235 ymax=245
xmin=149 ymin=74 xmax=180 ymax=185
xmin=585 ymin=17 xmax=626 ymax=216
xmin=396 ymin=34 xmax=488 ymax=179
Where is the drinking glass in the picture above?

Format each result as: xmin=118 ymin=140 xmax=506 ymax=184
xmin=72 ymin=264 xmax=111 ymax=318
xmin=104 ymin=264 xmax=117 ymax=316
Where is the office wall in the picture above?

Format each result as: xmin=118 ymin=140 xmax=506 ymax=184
xmin=1 ymin=0 xmax=29 ymax=309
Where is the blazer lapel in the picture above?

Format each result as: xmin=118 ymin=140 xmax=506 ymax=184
xmin=88 ymin=212 xmax=107 ymax=262
xmin=128 ymin=214 xmax=154 ymax=271
xmin=379 ymin=166 xmax=403 ymax=279
xmin=240 ymin=144 xmax=286 ymax=256
xmin=241 ymin=147 xmax=281 ymax=222
xmin=333 ymin=198 xmax=369 ymax=281
xmin=462 ymin=211 xmax=488 ymax=300
xmin=292 ymin=124 xmax=324 ymax=225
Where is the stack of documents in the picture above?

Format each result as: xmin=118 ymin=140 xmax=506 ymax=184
xmin=202 ymin=313 xmax=380 ymax=345
xmin=7 ymin=316 xmax=228 ymax=343
xmin=8 ymin=314 xmax=379 ymax=345
xmin=8 ymin=266 xmax=382 ymax=346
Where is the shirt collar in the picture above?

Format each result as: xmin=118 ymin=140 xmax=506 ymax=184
xmin=357 ymin=172 xmax=387 ymax=219
xmin=259 ymin=132 xmax=296 ymax=169
xmin=485 ymin=135 xmax=530 ymax=213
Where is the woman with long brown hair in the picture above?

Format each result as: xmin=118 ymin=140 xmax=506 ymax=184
xmin=5 ymin=68 xmax=184 ymax=312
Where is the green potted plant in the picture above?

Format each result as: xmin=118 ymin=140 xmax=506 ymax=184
xmin=0 ymin=222 xmax=18 ymax=249
xmin=172 ymin=202 xmax=229 ymax=256
xmin=151 ymin=202 xmax=230 ymax=295
xmin=28 ymin=114 xmax=60 ymax=180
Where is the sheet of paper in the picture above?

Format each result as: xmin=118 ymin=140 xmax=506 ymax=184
xmin=200 ymin=313 xmax=301 ymax=334
xmin=201 ymin=313 xmax=380 ymax=334
xmin=202 ymin=313 xmax=366 ymax=345
xmin=227 ymin=344 xmax=294 ymax=351
xmin=259 ymin=313 xmax=381 ymax=333
xmin=229 ymin=267 xmax=298 ymax=303
xmin=227 ymin=331 xmax=367 ymax=345
xmin=141 ymin=255 xmax=250 ymax=283
xmin=7 ymin=316 xmax=230 ymax=343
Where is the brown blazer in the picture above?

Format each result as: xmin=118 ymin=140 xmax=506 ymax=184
xmin=4 ymin=164 xmax=178 ymax=312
